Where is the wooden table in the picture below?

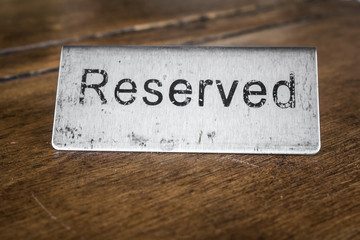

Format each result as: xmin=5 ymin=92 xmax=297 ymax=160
xmin=1 ymin=0 xmax=359 ymax=239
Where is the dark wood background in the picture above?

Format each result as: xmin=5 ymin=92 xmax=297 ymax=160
xmin=1 ymin=0 xmax=359 ymax=239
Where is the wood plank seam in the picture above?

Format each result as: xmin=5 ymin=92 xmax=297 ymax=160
xmin=0 ymin=0 xmax=314 ymax=56
xmin=0 ymin=67 xmax=59 ymax=83
xmin=0 ymin=13 xmax=322 ymax=83
xmin=182 ymin=14 xmax=322 ymax=45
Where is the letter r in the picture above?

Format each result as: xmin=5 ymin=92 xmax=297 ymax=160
xmin=79 ymin=69 xmax=108 ymax=104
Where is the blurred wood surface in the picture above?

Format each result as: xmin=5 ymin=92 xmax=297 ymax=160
xmin=0 ymin=0 xmax=359 ymax=239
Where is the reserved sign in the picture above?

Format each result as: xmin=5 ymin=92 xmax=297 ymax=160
xmin=52 ymin=46 xmax=320 ymax=154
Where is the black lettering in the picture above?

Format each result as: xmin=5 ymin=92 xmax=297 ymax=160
xmin=114 ymin=79 xmax=137 ymax=105
xmin=243 ymin=80 xmax=266 ymax=108
xmin=79 ymin=69 xmax=108 ymax=104
xmin=169 ymin=79 xmax=192 ymax=106
xmin=143 ymin=79 xmax=163 ymax=105
xmin=199 ymin=80 xmax=213 ymax=106
xmin=273 ymin=72 xmax=295 ymax=108
xmin=216 ymin=80 xmax=238 ymax=107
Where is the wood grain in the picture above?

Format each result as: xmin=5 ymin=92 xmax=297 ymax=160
xmin=0 ymin=0 xmax=312 ymax=79
xmin=0 ymin=0 xmax=359 ymax=239
xmin=0 ymin=0 xmax=286 ymax=51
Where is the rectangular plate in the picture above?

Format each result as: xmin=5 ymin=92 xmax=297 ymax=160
xmin=52 ymin=46 xmax=320 ymax=154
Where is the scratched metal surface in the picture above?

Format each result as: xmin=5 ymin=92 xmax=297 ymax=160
xmin=52 ymin=46 xmax=320 ymax=154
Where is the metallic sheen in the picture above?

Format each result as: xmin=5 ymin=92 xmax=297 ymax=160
xmin=52 ymin=46 xmax=320 ymax=154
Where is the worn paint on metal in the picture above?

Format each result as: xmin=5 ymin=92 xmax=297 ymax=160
xmin=52 ymin=46 xmax=320 ymax=154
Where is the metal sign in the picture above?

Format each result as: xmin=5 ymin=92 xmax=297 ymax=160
xmin=52 ymin=46 xmax=320 ymax=154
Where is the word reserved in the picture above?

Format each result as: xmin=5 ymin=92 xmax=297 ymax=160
xmin=80 ymin=69 xmax=295 ymax=108
xmin=52 ymin=46 xmax=320 ymax=154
